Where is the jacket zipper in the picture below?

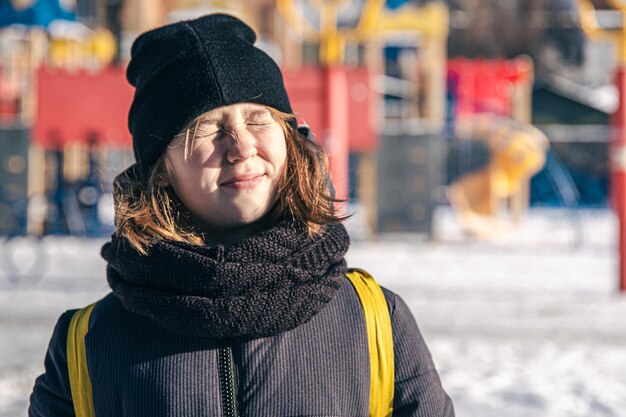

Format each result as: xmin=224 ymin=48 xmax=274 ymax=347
xmin=218 ymin=344 xmax=239 ymax=417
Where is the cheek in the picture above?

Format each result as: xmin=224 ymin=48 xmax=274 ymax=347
xmin=268 ymin=132 xmax=288 ymax=174
xmin=166 ymin=152 xmax=219 ymax=198
xmin=275 ymin=144 xmax=287 ymax=174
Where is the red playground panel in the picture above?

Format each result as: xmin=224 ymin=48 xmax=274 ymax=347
xmin=284 ymin=66 xmax=376 ymax=152
xmin=283 ymin=67 xmax=324 ymax=137
xmin=447 ymin=57 xmax=533 ymax=119
xmin=34 ymin=66 xmax=134 ymax=148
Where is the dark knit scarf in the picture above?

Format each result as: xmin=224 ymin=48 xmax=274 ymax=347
xmin=101 ymin=220 xmax=350 ymax=339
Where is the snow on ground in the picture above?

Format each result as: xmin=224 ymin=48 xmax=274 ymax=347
xmin=1 ymin=207 xmax=625 ymax=417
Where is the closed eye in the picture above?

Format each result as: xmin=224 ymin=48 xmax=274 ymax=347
xmin=245 ymin=111 xmax=274 ymax=126
xmin=194 ymin=123 xmax=221 ymax=137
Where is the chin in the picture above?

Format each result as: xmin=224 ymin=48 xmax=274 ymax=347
xmin=222 ymin=207 xmax=272 ymax=227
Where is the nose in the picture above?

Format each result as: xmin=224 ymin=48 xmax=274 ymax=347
xmin=225 ymin=125 xmax=257 ymax=164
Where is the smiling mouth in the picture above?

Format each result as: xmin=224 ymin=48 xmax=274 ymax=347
xmin=220 ymin=173 xmax=265 ymax=189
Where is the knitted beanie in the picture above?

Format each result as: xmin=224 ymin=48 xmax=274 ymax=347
xmin=126 ymin=13 xmax=294 ymax=178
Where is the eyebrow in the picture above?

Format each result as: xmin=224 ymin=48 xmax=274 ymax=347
xmin=245 ymin=109 xmax=271 ymax=118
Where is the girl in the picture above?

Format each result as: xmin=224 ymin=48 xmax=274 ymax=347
xmin=29 ymin=13 xmax=454 ymax=417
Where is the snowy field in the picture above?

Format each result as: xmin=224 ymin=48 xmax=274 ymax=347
xmin=1 ymin=207 xmax=625 ymax=417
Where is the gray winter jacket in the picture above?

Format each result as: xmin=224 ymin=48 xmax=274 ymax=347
xmin=29 ymin=277 xmax=454 ymax=417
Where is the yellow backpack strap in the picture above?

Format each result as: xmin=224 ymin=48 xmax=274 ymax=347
xmin=66 ymin=302 xmax=97 ymax=417
xmin=346 ymin=268 xmax=394 ymax=417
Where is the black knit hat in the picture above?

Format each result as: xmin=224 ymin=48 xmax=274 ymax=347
xmin=126 ymin=13 xmax=294 ymax=178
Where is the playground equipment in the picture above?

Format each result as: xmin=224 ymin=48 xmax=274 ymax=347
xmin=0 ymin=20 xmax=118 ymax=235
xmin=368 ymin=3 xmax=449 ymax=234
xmin=577 ymin=0 xmax=626 ymax=291
xmin=275 ymin=0 xmax=390 ymax=204
xmin=447 ymin=57 xmax=534 ymax=124
xmin=32 ymin=66 xmax=133 ymax=236
xmin=0 ymin=26 xmax=49 ymax=124
xmin=445 ymin=57 xmax=550 ymax=237
xmin=48 ymin=25 xmax=117 ymax=69
xmin=277 ymin=0 xmax=449 ymax=234
xmin=0 ymin=126 xmax=28 ymax=236
xmin=447 ymin=115 xmax=549 ymax=237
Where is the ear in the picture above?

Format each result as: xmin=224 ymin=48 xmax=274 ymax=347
xmin=151 ymin=155 xmax=173 ymax=188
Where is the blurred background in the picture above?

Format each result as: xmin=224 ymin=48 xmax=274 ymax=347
xmin=1 ymin=0 xmax=626 ymax=416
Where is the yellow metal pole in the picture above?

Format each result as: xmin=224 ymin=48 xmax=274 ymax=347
xmin=605 ymin=0 xmax=626 ymax=60
xmin=319 ymin=2 xmax=343 ymax=65
xmin=577 ymin=0 xmax=623 ymax=48
xmin=623 ymin=5 xmax=626 ymax=61
xmin=355 ymin=0 xmax=386 ymax=36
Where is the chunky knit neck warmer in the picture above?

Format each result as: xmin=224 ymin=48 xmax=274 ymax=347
xmin=101 ymin=220 xmax=350 ymax=339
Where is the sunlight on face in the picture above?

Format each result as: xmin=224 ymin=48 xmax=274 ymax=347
xmin=165 ymin=103 xmax=287 ymax=231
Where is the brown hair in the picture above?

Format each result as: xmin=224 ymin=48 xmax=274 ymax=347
xmin=113 ymin=108 xmax=347 ymax=254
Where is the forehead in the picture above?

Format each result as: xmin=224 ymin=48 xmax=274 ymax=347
xmin=199 ymin=103 xmax=270 ymax=121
